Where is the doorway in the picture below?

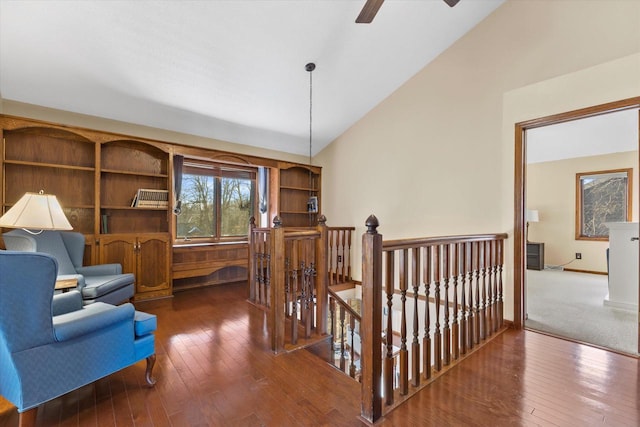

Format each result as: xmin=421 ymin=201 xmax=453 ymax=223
xmin=513 ymin=97 xmax=640 ymax=354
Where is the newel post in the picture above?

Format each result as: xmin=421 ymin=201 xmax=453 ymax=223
xmin=361 ymin=215 xmax=383 ymax=423
xmin=270 ymin=216 xmax=286 ymax=353
xmin=316 ymin=214 xmax=329 ymax=335
xmin=248 ymin=217 xmax=256 ymax=302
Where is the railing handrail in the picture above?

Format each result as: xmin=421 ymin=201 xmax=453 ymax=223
xmin=328 ymin=288 xmax=362 ymax=322
xmin=251 ymin=227 xmax=271 ymax=233
xmin=382 ymin=233 xmax=508 ymax=251
xmin=284 ymin=230 xmax=321 ymax=240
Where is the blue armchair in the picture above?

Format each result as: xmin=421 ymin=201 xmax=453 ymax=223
xmin=2 ymin=229 xmax=134 ymax=304
xmin=0 ymin=251 xmax=156 ymax=426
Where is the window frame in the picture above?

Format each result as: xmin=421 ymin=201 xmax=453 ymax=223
xmin=575 ymin=168 xmax=632 ymax=241
xmin=175 ymin=159 xmax=257 ymax=244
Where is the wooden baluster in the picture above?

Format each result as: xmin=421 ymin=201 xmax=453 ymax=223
xmin=443 ymin=244 xmax=451 ymax=366
xmin=349 ymin=315 xmax=357 ymax=378
xmin=484 ymin=240 xmax=493 ymax=338
xmin=346 ymin=229 xmax=352 ymax=282
xmin=265 ymin=233 xmax=271 ymax=308
xmin=285 ymin=257 xmax=292 ymax=317
xmin=480 ymin=241 xmax=487 ymax=341
xmin=411 ymin=247 xmax=420 ymax=387
xmin=384 ymin=251 xmax=395 ymax=405
xmin=290 ymin=261 xmax=298 ymax=345
xmin=433 ymin=245 xmax=442 ymax=372
xmin=423 ymin=246 xmax=432 ymax=380
xmin=305 ymin=239 xmax=313 ymax=337
xmin=339 ymin=305 xmax=346 ymax=372
xmin=452 ymin=243 xmax=460 ymax=361
xmin=328 ymin=230 xmax=338 ymax=286
xmin=258 ymin=237 xmax=264 ymax=306
xmin=473 ymin=241 xmax=481 ymax=346
xmin=257 ymin=235 xmax=264 ymax=306
xmin=249 ymin=218 xmax=256 ymax=303
xmin=497 ymin=239 xmax=504 ymax=328
xmin=329 ymin=296 xmax=336 ymax=363
xmin=399 ymin=249 xmax=409 ymax=396
xmin=316 ymin=215 xmax=328 ymax=335
xmin=339 ymin=230 xmax=346 ymax=283
xmin=467 ymin=242 xmax=476 ymax=350
xmin=293 ymin=241 xmax=304 ymax=336
xmin=460 ymin=242 xmax=468 ymax=355
xmin=490 ymin=240 xmax=497 ymax=334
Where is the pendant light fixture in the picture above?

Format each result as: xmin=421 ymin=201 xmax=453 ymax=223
xmin=305 ymin=62 xmax=318 ymax=220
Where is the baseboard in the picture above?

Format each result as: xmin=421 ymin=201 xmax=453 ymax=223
xmin=563 ymin=268 xmax=607 ymax=275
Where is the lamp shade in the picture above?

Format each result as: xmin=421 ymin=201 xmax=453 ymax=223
xmin=0 ymin=192 xmax=72 ymax=230
xmin=525 ymin=209 xmax=539 ymax=223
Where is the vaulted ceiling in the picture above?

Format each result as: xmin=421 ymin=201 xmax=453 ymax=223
xmin=0 ymin=0 xmax=505 ymax=156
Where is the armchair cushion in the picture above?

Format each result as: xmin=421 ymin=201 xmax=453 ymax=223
xmin=52 ymin=290 xmax=84 ymax=316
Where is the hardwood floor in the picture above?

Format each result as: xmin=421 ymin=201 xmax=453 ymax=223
xmin=2 ymin=282 xmax=639 ymax=426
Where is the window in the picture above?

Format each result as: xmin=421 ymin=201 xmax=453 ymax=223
xmin=176 ymin=160 xmax=256 ymax=241
xmin=576 ymin=169 xmax=632 ymax=240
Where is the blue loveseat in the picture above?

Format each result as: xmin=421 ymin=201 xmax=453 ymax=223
xmin=0 ymin=250 xmax=156 ymax=426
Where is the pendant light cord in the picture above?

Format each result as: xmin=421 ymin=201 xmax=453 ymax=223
xmin=306 ymin=63 xmax=315 ymax=191
xmin=306 ymin=63 xmax=316 ymax=220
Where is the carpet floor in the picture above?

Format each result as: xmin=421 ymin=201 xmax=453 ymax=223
xmin=525 ymin=269 xmax=638 ymax=355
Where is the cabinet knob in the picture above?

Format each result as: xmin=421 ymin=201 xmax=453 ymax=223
xmin=631 ymin=237 xmax=639 ymax=242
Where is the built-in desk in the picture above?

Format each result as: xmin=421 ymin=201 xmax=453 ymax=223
xmin=604 ymin=222 xmax=638 ymax=310
xmin=172 ymin=242 xmax=248 ymax=291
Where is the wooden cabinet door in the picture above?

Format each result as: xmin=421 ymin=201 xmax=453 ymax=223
xmin=98 ymin=234 xmax=137 ymax=275
xmin=136 ymin=234 xmax=171 ymax=294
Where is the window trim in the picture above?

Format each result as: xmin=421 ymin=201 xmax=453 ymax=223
xmin=575 ymin=168 xmax=632 ymax=241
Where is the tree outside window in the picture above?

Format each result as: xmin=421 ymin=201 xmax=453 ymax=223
xmin=576 ymin=168 xmax=632 ymax=241
xmin=177 ymin=161 xmax=255 ymax=241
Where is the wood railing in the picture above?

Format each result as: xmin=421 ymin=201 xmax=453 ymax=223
xmin=328 ymin=288 xmax=362 ymax=380
xmin=248 ymin=216 xmax=329 ymax=353
xmin=359 ymin=215 xmax=508 ymax=423
xmin=327 ymin=227 xmax=355 ymax=285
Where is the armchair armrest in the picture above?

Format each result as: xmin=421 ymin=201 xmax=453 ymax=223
xmin=52 ymin=290 xmax=83 ymax=316
xmin=76 ymin=264 xmax=122 ymax=276
xmin=53 ymin=303 xmax=135 ymax=342
xmin=56 ymin=274 xmax=85 ymax=289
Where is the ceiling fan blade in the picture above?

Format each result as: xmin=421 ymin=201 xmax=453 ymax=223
xmin=443 ymin=0 xmax=460 ymax=7
xmin=356 ymin=0 xmax=385 ymax=24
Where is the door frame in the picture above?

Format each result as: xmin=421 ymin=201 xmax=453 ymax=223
xmin=513 ymin=96 xmax=640 ymax=330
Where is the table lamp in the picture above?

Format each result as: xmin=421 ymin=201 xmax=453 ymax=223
xmin=0 ymin=190 xmax=72 ymax=234
xmin=525 ymin=209 xmax=539 ymax=243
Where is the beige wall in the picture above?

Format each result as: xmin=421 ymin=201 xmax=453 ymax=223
xmin=527 ymin=152 xmax=639 ymax=273
xmin=316 ymin=0 xmax=640 ymax=321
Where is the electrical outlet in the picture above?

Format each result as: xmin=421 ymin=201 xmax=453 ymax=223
xmin=337 ymin=255 xmax=342 ymax=263
xmin=575 ymin=252 xmax=582 ymax=259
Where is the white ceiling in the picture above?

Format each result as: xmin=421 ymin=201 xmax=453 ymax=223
xmin=526 ymin=109 xmax=639 ymax=164
xmin=0 ymin=0 xmax=505 ymax=156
